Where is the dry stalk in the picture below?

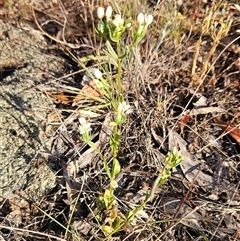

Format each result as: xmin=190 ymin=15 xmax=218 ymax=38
xmin=192 ymin=3 xmax=233 ymax=86
xmin=31 ymin=6 xmax=81 ymax=49
xmin=191 ymin=35 xmax=202 ymax=82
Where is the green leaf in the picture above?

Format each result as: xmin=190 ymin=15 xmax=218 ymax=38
xmin=106 ymin=40 xmax=118 ymax=60
xmin=103 ymin=188 xmax=116 ymax=209
xmin=97 ymin=20 xmax=105 ymax=35
xmin=96 ymin=194 xmax=106 ymax=211
xmin=112 ymin=158 xmax=121 ymax=178
xmin=103 ymin=189 xmax=112 ymax=207
xmin=102 ymin=225 xmax=114 ymax=236
xmin=112 ymin=215 xmax=122 ymax=230
xmin=125 ymin=209 xmax=136 ymax=221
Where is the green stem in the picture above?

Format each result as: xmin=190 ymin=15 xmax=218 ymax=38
xmin=111 ymin=41 xmax=122 ymax=179
xmin=116 ymin=41 xmax=122 ymax=102
xmin=111 ymin=125 xmax=119 ymax=179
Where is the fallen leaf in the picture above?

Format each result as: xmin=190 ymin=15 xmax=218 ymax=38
xmin=44 ymin=79 xmax=104 ymax=104
xmin=0 ymin=197 xmax=30 ymax=226
xmin=161 ymin=197 xmax=206 ymax=229
xmin=214 ymin=119 xmax=240 ymax=145
xmin=73 ymin=80 xmax=104 ymax=103
xmin=189 ymin=107 xmax=225 ymax=116
xmin=168 ymin=130 xmax=214 ymax=189
xmin=180 ymin=115 xmax=191 ymax=134
xmin=193 ymin=95 xmax=207 ymax=108
xmin=71 ymin=220 xmax=92 ymax=235
xmin=44 ymin=90 xmax=72 ymax=103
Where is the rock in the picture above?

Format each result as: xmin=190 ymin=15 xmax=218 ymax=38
xmin=0 ymin=19 xmax=66 ymax=202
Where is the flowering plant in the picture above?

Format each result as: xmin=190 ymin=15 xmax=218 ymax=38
xmin=79 ymin=117 xmax=91 ymax=137
xmin=78 ymin=4 xmax=154 ymax=237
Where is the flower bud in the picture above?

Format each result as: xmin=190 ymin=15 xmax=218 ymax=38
xmin=145 ymin=14 xmax=153 ymax=25
xmin=105 ymin=6 xmax=112 ymax=20
xmin=97 ymin=7 xmax=105 ymax=19
xmin=137 ymin=12 xmax=145 ymax=25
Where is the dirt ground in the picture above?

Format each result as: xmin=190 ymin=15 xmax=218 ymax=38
xmin=0 ymin=0 xmax=240 ymax=241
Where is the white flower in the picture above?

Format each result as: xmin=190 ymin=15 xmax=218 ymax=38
xmin=112 ymin=14 xmax=124 ymax=27
xmin=105 ymin=6 xmax=112 ymax=20
xmin=79 ymin=117 xmax=92 ymax=135
xmin=97 ymin=7 xmax=105 ymax=19
xmin=88 ymin=67 xmax=102 ymax=79
xmin=137 ymin=13 xmax=153 ymax=26
xmin=145 ymin=14 xmax=153 ymax=25
xmin=118 ymin=101 xmax=130 ymax=114
xmin=137 ymin=12 xmax=145 ymax=25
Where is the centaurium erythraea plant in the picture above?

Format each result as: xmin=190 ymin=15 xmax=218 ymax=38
xmin=94 ymin=6 xmax=153 ymax=182
xmin=85 ymin=6 xmax=154 ymax=236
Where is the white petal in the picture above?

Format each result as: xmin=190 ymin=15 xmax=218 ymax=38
xmin=137 ymin=12 xmax=145 ymax=25
xmin=89 ymin=68 xmax=102 ymax=79
xmin=146 ymin=14 xmax=153 ymax=25
xmin=105 ymin=6 xmax=112 ymax=19
xmin=97 ymin=7 xmax=105 ymax=19
xmin=79 ymin=117 xmax=87 ymax=125
xmin=112 ymin=14 xmax=124 ymax=27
